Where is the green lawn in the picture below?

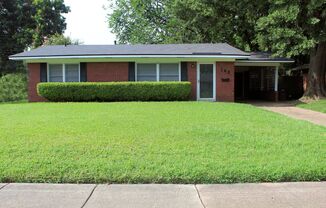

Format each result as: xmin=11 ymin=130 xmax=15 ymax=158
xmin=0 ymin=102 xmax=325 ymax=183
xmin=297 ymin=99 xmax=326 ymax=113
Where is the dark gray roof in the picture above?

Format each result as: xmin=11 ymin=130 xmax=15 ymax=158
xmin=10 ymin=43 xmax=249 ymax=58
xmin=248 ymin=52 xmax=293 ymax=62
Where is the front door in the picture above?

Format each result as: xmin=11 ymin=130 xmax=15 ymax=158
xmin=197 ymin=63 xmax=216 ymax=101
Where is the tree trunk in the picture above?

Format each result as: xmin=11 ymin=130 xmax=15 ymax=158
xmin=303 ymin=42 xmax=326 ymax=99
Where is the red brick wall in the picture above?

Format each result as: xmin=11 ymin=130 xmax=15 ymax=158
xmin=27 ymin=63 xmax=47 ymax=102
xmin=187 ymin=62 xmax=197 ymax=100
xmin=27 ymin=61 xmax=236 ymax=102
xmin=216 ymin=62 xmax=235 ymax=102
xmin=87 ymin=62 xmax=129 ymax=82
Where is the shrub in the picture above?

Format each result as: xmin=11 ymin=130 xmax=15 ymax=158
xmin=0 ymin=73 xmax=27 ymax=102
xmin=37 ymin=82 xmax=191 ymax=102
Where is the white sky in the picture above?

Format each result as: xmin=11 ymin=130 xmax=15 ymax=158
xmin=63 ymin=0 xmax=116 ymax=45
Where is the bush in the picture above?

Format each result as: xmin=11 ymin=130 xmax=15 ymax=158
xmin=0 ymin=73 xmax=27 ymax=102
xmin=37 ymin=82 xmax=191 ymax=102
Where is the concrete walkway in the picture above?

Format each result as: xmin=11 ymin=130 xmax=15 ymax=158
xmin=250 ymin=101 xmax=326 ymax=127
xmin=0 ymin=182 xmax=325 ymax=208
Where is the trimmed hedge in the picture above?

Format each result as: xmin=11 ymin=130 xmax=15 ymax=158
xmin=37 ymin=82 xmax=191 ymax=102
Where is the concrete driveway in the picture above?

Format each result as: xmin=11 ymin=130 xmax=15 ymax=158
xmin=0 ymin=182 xmax=325 ymax=208
xmin=249 ymin=101 xmax=326 ymax=127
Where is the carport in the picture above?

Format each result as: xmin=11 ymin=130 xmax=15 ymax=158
xmin=234 ymin=52 xmax=294 ymax=101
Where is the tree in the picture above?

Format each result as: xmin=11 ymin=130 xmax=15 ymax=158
xmin=31 ymin=0 xmax=70 ymax=48
xmin=0 ymin=0 xmax=70 ymax=74
xmin=255 ymin=0 xmax=326 ymax=99
xmin=43 ymin=34 xmax=82 ymax=45
xmin=169 ymin=0 xmax=269 ymax=51
xmin=108 ymin=0 xmax=269 ymax=51
xmin=0 ymin=0 xmax=34 ymax=73
xmin=108 ymin=0 xmax=171 ymax=44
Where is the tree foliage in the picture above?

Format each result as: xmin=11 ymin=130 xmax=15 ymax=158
xmin=43 ymin=34 xmax=82 ymax=45
xmin=0 ymin=0 xmax=69 ymax=74
xmin=255 ymin=0 xmax=325 ymax=58
xmin=108 ymin=0 xmax=269 ymax=51
xmin=31 ymin=0 xmax=70 ymax=48
xmin=108 ymin=0 xmax=171 ymax=44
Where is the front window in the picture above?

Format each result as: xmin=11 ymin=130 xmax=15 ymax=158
xmin=48 ymin=64 xmax=80 ymax=82
xmin=136 ymin=63 xmax=180 ymax=81
xmin=136 ymin=64 xmax=157 ymax=81
xmin=65 ymin=64 xmax=79 ymax=82
xmin=49 ymin=64 xmax=63 ymax=82
xmin=159 ymin=63 xmax=179 ymax=81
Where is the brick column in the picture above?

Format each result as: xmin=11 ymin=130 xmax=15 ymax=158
xmin=216 ymin=62 xmax=235 ymax=102
xmin=27 ymin=63 xmax=47 ymax=102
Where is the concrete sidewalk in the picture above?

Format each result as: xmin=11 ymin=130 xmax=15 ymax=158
xmin=0 ymin=182 xmax=325 ymax=208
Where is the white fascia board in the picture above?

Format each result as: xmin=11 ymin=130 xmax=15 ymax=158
xmin=235 ymin=60 xmax=294 ymax=67
xmin=236 ymin=60 xmax=294 ymax=64
xmin=9 ymin=54 xmax=249 ymax=60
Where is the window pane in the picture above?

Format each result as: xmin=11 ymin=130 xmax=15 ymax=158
xmin=159 ymin=63 xmax=179 ymax=81
xmin=65 ymin=64 xmax=79 ymax=82
xmin=49 ymin=64 xmax=63 ymax=82
xmin=137 ymin=64 xmax=157 ymax=81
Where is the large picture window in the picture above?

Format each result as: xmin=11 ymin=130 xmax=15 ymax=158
xmin=48 ymin=64 xmax=80 ymax=82
xmin=136 ymin=63 xmax=180 ymax=81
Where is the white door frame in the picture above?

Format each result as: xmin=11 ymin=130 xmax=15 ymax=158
xmin=197 ymin=63 xmax=216 ymax=101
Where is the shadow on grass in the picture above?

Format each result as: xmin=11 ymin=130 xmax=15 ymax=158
xmin=0 ymin=100 xmax=28 ymax=105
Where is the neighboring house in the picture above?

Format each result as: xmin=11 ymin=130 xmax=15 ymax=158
xmin=9 ymin=43 xmax=293 ymax=102
xmin=289 ymin=64 xmax=309 ymax=92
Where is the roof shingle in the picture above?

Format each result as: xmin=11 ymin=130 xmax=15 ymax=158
xmin=10 ymin=43 xmax=249 ymax=58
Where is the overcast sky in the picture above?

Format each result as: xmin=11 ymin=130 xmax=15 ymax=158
xmin=63 ymin=0 xmax=116 ymax=45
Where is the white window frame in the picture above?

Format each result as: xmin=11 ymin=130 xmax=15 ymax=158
xmin=47 ymin=63 xmax=81 ymax=82
xmin=135 ymin=62 xmax=181 ymax=82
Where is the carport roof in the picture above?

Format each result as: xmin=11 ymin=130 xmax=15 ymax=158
xmin=247 ymin=52 xmax=293 ymax=62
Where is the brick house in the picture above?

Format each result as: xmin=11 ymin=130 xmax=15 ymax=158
xmin=9 ymin=43 xmax=293 ymax=102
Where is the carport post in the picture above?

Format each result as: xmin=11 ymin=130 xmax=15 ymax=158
xmin=274 ymin=66 xmax=279 ymax=101
xmin=274 ymin=66 xmax=279 ymax=92
xmin=260 ymin=69 xmax=264 ymax=91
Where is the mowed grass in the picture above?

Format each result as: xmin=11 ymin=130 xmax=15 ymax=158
xmin=297 ymin=99 xmax=326 ymax=113
xmin=0 ymin=102 xmax=325 ymax=184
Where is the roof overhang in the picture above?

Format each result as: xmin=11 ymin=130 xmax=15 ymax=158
xmin=9 ymin=54 xmax=294 ymax=67
xmin=17 ymin=57 xmax=243 ymax=64
xmin=9 ymin=54 xmax=249 ymax=61
xmin=235 ymin=60 xmax=294 ymax=67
